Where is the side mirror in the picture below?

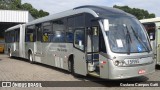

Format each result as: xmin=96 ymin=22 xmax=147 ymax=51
xmin=103 ymin=19 xmax=109 ymax=31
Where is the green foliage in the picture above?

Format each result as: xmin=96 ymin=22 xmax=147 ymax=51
xmin=113 ymin=5 xmax=155 ymax=20
xmin=21 ymin=3 xmax=49 ymax=18
xmin=0 ymin=0 xmax=49 ymax=18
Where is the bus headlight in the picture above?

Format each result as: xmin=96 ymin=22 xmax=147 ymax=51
xmin=114 ymin=61 xmax=120 ymax=66
xmin=114 ymin=60 xmax=126 ymax=66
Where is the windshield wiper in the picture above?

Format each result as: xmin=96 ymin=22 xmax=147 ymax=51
xmin=130 ymin=26 xmax=150 ymax=53
xmin=125 ymin=26 xmax=131 ymax=55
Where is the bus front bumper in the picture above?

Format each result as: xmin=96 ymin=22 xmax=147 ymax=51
xmin=109 ymin=62 xmax=155 ymax=79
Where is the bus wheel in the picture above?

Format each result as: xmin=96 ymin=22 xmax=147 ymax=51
xmin=68 ymin=59 xmax=80 ymax=77
xmin=68 ymin=59 xmax=75 ymax=74
xmin=8 ymin=49 xmax=12 ymax=58
xmin=28 ymin=51 xmax=34 ymax=64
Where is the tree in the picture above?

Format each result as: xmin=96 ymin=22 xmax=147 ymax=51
xmin=21 ymin=3 xmax=32 ymax=10
xmin=113 ymin=5 xmax=155 ymax=20
xmin=0 ymin=0 xmax=49 ymax=18
xmin=0 ymin=0 xmax=21 ymax=10
xmin=0 ymin=0 xmax=12 ymax=9
xmin=38 ymin=10 xmax=49 ymax=18
xmin=21 ymin=3 xmax=49 ymax=18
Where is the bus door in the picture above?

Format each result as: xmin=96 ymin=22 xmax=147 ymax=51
xmin=73 ymin=28 xmax=87 ymax=75
xmin=34 ymin=25 xmax=42 ymax=62
xmin=87 ymin=26 xmax=100 ymax=76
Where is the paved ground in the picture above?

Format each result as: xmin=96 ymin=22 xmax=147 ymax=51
xmin=0 ymin=54 xmax=160 ymax=90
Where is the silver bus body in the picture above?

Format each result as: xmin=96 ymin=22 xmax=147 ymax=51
xmin=5 ymin=5 xmax=155 ymax=79
xmin=5 ymin=24 xmax=26 ymax=58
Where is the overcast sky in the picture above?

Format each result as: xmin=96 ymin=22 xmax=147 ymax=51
xmin=22 ymin=0 xmax=160 ymax=17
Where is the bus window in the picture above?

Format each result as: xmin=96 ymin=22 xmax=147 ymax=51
xmin=75 ymin=14 xmax=84 ymax=28
xmin=74 ymin=29 xmax=85 ymax=51
xmin=66 ymin=29 xmax=73 ymax=43
xmin=143 ymin=23 xmax=156 ymax=40
xmin=85 ymin=13 xmax=94 ymax=27
xmin=52 ymin=19 xmax=66 ymax=42
xmin=10 ymin=31 xmax=15 ymax=42
xmin=25 ymin=25 xmax=35 ymax=42
xmin=99 ymin=30 xmax=107 ymax=53
xmin=66 ymin=17 xmax=74 ymax=42
xmin=91 ymin=27 xmax=99 ymax=52
xmin=36 ymin=24 xmax=42 ymax=41
xmin=53 ymin=31 xmax=65 ymax=42
xmin=15 ymin=28 xmax=20 ymax=42
xmin=42 ymin=22 xmax=52 ymax=42
xmin=5 ymin=32 xmax=10 ymax=43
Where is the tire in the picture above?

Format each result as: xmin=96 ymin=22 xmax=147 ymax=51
xmin=28 ymin=51 xmax=34 ymax=64
xmin=68 ymin=59 xmax=75 ymax=75
xmin=68 ymin=58 xmax=79 ymax=77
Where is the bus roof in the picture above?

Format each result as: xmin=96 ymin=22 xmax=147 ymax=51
xmin=26 ymin=5 xmax=134 ymax=26
xmin=140 ymin=17 xmax=160 ymax=23
xmin=74 ymin=5 xmax=128 ymax=15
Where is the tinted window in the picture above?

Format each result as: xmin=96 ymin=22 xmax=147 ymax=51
xmin=99 ymin=30 xmax=106 ymax=53
xmin=66 ymin=29 xmax=73 ymax=43
xmin=42 ymin=22 xmax=52 ymax=42
xmin=11 ymin=31 xmax=15 ymax=42
xmin=25 ymin=25 xmax=35 ymax=42
xmin=74 ymin=29 xmax=85 ymax=51
xmin=85 ymin=13 xmax=94 ymax=27
xmin=53 ymin=19 xmax=65 ymax=31
xmin=66 ymin=17 xmax=74 ymax=43
xmin=15 ymin=28 xmax=20 ymax=42
xmin=52 ymin=19 xmax=66 ymax=42
xmin=75 ymin=15 xmax=84 ymax=28
xmin=142 ymin=23 xmax=156 ymax=40
xmin=36 ymin=24 xmax=42 ymax=41
xmin=67 ymin=17 xmax=74 ymax=30
xmin=52 ymin=31 xmax=65 ymax=42
xmin=5 ymin=31 xmax=14 ymax=43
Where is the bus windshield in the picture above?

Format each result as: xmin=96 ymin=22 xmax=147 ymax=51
xmin=106 ymin=16 xmax=151 ymax=53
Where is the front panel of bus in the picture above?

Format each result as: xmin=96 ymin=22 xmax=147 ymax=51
xmin=101 ymin=16 xmax=155 ymax=79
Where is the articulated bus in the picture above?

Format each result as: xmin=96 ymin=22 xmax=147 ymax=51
xmin=5 ymin=5 xmax=155 ymax=79
xmin=140 ymin=17 xmax=160 ymax=65
xmin=5 ymin=24 xmax=25 ymax=58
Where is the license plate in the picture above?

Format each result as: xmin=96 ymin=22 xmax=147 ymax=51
xmin=124 ymin=59 xmax=139 ymax=65
xmin=138 ymin=70 xmax=145 ymax=74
